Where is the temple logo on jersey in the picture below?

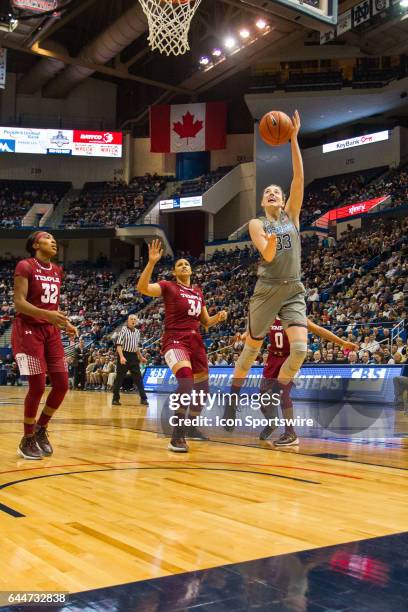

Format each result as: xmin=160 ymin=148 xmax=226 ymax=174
xmin=34 ymin=273 xmax=61 ymax=283
xmin=179 ymin=289 xmax=201 ymax=301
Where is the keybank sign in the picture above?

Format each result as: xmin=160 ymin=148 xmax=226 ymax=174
xmin=323 ymin=130 xmax=389 ymax=153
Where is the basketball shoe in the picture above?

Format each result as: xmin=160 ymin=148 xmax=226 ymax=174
xmin=18 ymin=436 xmax=43 ymax=460
xmin=273 ymin=431 xmax=299 ymax=447
xmin=35 ymin=426 xmax=53 ymax=456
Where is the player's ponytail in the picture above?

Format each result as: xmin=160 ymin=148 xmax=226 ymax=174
xmin=26 ymin=231 xmax=47 ymax=256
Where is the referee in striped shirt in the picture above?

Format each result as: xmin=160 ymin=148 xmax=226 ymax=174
xmin=112 ymin=314 xmax=149 ymax=406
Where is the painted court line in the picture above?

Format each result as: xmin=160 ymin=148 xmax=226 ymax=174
xmin=0 ymin=459 xmax=362 ymax=479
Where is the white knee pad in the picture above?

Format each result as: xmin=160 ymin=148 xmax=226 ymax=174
xmin=236 ymin=344 xmax=260 ymax=372
xmin=280 ymin=341 xmax=307 ymax=379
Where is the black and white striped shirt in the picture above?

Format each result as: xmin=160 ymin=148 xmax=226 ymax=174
xmin=116 ymin=326 xmax=141 ymax=353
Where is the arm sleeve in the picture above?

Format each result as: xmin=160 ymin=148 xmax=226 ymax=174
xmin=158 ymin=280 xmax=170 ymax=297
xmin=14 ymin=260 xmax=32 ymax=279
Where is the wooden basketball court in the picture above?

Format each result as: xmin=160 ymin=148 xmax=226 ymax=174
xmin=0 ymin=387 xmax=407 ymax=598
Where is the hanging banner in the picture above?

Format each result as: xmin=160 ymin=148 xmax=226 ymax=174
xmin=320 ymin=30 xmax=336 ymax=45
xmin=0 ymin=49 xmax=6 ymax=90
xmin=337 ymin=9 xmax=352 ymax=36
xmin=150 ymin=102 xmax=227 ymax=153
xmin=352 ymin=0 xmax=371 ymax=27
xmin=372 ymin=0 xmax=390 ymax=15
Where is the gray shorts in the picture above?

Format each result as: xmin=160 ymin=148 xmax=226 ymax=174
xmin=248 ymin=280 xmax=307 ymax=340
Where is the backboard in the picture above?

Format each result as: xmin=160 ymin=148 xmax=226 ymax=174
xmin=240 ymin=0 xmax=338 ymax=32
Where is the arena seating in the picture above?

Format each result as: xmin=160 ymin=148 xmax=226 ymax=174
xmin=301 ymin=166 xmax=388 ymax=227
xmin=0 ymin=258 xmax=17 ymax=337
xmin=60 ymin=174 xmax=172 ymax=228
xmin=248 ymin=64 xmax=407 ymax=93
xmin=285 ymin=71 xmax=343 ymax=92
xmin=124 ymin=218 xmax=407 ymax=368
xmin=61 ymin=262 xmax=146 ymax=342
xmin=372 ymin=163 xmax=408 ymax=210
xmin=170 ymin=166 xmax=234 ymax=199
xmin=352 ymin=67 xmax=399 ymax=89
xmin=0 ymin=163 xmax=406 ymax=378
xmin=235 ymin=164 xmax=401 ymax=241
xmin=0 ymin=259 xmax=145 ymax=349
xmin=0 ymin=180 xmax=71 ymax=228
xmin=1 ymin=212 xmax=406 ymax=374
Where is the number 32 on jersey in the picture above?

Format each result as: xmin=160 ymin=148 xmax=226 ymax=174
xmin=41 ymin=282 xmax=58 ymax=304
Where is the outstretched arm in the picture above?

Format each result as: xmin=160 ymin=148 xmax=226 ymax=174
xmin=285 ymin=111 xmax=304 ymax=230
xmin=307 ymin=319 xmax=358 ymax=350
xmin=136 ymin=239 xmax=163 ymax=298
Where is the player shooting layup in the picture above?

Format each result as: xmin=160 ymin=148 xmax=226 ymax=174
xmin=226 ymin=111 xmax=307 ymax=425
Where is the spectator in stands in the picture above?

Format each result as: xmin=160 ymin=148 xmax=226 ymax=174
xmin=61 ymin=175 xmax=171 ymax=228
xmin=72 ymin=338 xmax=88 ymax=390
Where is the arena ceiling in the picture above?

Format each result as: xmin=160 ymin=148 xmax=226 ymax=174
xmin=0 ymin=0 xmax=407 ymax=133
xmin=246 ymin=77 xmax=408 ymax=137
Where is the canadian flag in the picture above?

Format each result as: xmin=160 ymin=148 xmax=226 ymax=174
xmin=150 ymin=102 xmax=227 ymax=153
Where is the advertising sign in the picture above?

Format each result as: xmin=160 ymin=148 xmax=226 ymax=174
xmin=0 ymin=127 xmax=122 ymax=158
xmin=323 ymin=130 xmax=389 ymax=153
xmin=159 ymin=196 xmax=203 ymax=210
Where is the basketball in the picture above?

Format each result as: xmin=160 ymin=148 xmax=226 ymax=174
xmin=259 ymin=111 xmax=293 ymax=146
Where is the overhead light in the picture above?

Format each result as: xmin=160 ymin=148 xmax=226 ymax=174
xmin=224 ymin=37 xmax=236 ymax=49
xmin=400 ymin=0 xmax=408 ymax=7
xmin=212 ymin=48 xmax=222 ymax=57
xmin=0 ymin=16 xmax=18 ymax=32
xmin=255 ymin=18 xmax=267 ymax=29
xmin=199 ymin=56 xmax=210 ymax=65
xmin=239 ymin=28 xmax=250 ymax=39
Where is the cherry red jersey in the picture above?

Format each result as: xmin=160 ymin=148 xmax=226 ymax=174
xmin=14 ymin=258 xmax=63 ymax=326
xmin=158 ymin=280 xmax=205 ymax=332
xmin=268 ymin=318 xmax=290 ymax=356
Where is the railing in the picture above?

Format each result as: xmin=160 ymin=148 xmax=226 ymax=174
xmin=228 ymin=221 xmax=250 ymax=242
xmin=391 ymin=320 xmax=405 ymax=345
xmin=138 ymin=180 xmax=177 ymax=226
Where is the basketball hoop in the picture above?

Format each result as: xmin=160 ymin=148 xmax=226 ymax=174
xmin=138 ymin=0 xmax=202 ymax=56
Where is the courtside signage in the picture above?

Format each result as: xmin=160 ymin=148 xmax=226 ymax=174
xmin=143 ymin=365 xmax=403 ymax=403
xmin=0 ymin=127 xmax=122 ymax=158
xmin=323 ymin=130 xmax=389 ymax=153
xmin=159 ymin=195 xmax=203 ymax=210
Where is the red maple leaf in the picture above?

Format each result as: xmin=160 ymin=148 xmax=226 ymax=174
xmin=173 ymin=111 xmax=203 ymax=143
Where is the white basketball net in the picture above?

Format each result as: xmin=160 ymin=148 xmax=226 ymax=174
xmin=138 ymin=0 xmax=202 ymax=56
